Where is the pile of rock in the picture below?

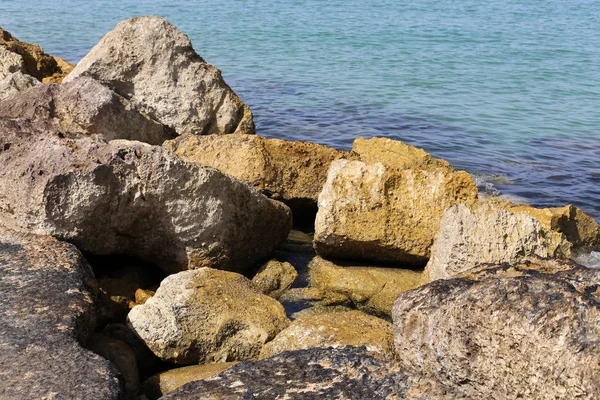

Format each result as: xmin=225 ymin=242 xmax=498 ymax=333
xmin=2 ymin=15 xmax=600 ymax=400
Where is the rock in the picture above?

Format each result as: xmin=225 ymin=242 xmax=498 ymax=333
xmin=457 ymin=256 xmax=582 ymax=281
xmin=0 ymin=77 xmax=173 ymax=144
xmin=65 ymin=16 xmax=254 ymax=136
xmin=141 ymin=362 xmax=235 ymax=399
xmin=259 ymin=310 xmax=393 ymax=359
xmin=289 ymin=304 xmax=355 ymax=320
xmin=308 ymin=256 xmax=426 ymax=318
xmin=251 ymin=259 xmax=298 ymax=298
xmin=0 ymin=123 xmax=292 ymax=274
xmin=0 ymin=46 xmax=41 ymax=101
xmin=164 ymin=134 xmax=351 ymax=207
xmin=392 ymin=270 xmax=600 ymax=399
xmin=135 ymin=288 xmax=155 ymax=305
xmin=314 ymin=158 xmax=478 ymax=265
xmin=127 ymin=268 xmax=290 ymax=364
xmin=87 ymin=333 xmax=140 ymax=397
xmin=0 ymin=227 xmax=124 ymax=399
xmin=161 ymin=347 xmax=412 ymax=400
xmin=0 ymin=27 xmax=74 ymax=83
xmin=425 ymin=201 xmax=598 ymax=280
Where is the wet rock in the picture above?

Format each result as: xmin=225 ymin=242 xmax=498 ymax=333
xmin=0 ymin=123 xmax=292 ymax=274
xmin=127 ymin=268 xmax=290 ymax=365
xmin=392 ymin=270 xmax=600 ymax=399
xmin=308 ymin=256 xmax=426 ymax=318
xmin=0 ymin=77 xmax=172 ymax=144
xmin=251 ymin=259 xmax=298 ymax=298
xmin=0 ymin=227 xmax=124 ymax=399
xmin=164 ymin=134 xmax=351 ymax=207
xmin=457 ymin=256 xmax=582 ymax=281
xmin=314 ymin=158 xmax=477 ymax=265
xmin=259 ymin=310 xmax=393 ymax=359
xmin=289 ymin=304 xmax=355 ymax=320
xmin=65 ymin=16 xmax=254 ymax=136
xmin=161 ymin=347 xmax=411 ymax=400
xmin=142 ymin=362 xmax=235 ymax=399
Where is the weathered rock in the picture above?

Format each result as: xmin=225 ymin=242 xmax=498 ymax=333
xmin=164 ymin=134 xmax=351 ymax=206
xmin=259 ymin=310 xmax=393 ymax=359
xmin=392 ymin=271 xmax=600 ymax=399
xmin=161 ymin=347 xmax=412 ymax=400
xmin=0 ymin=227 xmax=124 ymax=399
xmin=0 ymin=46 xmax=40 ymax=101
xmin=0 ymin=123 xmax=292 ymax=273
xmin=314 ymin=159 xmax=478 ymax=265
xmin=251 ymin=259 xmax=298 ymax=298
xmin=289 ymin=304 xmax=355 ymax=320
xmin=457 ymin=256 xmax=582 ymax=281
xmin=425 ymin=201 xmax=598 ymax=280
xmin=128 ymin=268 xmax=290 ymax=365
xmin=142 ymin=362 xmax=235 ymax=399
xmin=135 ymin=288 xmax=155 ymax=305
xmin=0 ymin=27 xmax=74 ymax=83
xmin=0 ymin=77 xmax=172 ymax=144
xmin=87 ymin=333 xmax=140 ymax=397
xmin=65 ymin=16 xmax=254 ymax=136
xmin=308 ymin=256 xmax=426 ymax=318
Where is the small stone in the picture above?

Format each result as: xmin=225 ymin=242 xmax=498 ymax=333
xmin=251 ymin=259 xmax=298 ymax=298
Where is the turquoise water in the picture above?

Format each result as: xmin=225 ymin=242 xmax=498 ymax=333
xmin=2 ymin=0 xmax=600 ymax=218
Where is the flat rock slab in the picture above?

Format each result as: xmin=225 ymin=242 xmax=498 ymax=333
xmin=0 ymin=227 xmax=124 ymax=399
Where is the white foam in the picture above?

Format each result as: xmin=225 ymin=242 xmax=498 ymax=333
xmin=574 ymin=251 xmax=600 ymax=269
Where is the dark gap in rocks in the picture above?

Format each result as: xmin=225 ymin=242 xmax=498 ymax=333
xmin=324 ymin=257 xmax=427 ymax=272
xmin=285 ymin=200 xmax=318 ymax=233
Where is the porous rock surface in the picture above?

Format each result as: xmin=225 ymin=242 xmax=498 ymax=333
xmin=0 ymin=121 xmax=291 ymax=274
xmin=314 ymin=158 xmax=477 ymax=265
xmin=0 ymin=77 xmax=172 ymax=144
xmin=164 ymin=133 xmax=351 ymax=206
xmin=127 ymin=268 xmax=290 ymax=365
xmin=251 ymin=259 xmax=298 ymax=298
xmin=0 ymin=227 xmax=124 ymax=399
xmin=259 ymin=310 xmax=394 ymax=359
xmin=392 ymin=269 xmax=600 ymax=399
xmin=0 ymin=46 xmax=40 ymax=101
xmin=65 ymin=16 xmax=254 ymax=136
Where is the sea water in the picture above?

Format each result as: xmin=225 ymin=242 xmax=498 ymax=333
xmin=1 ymin=0 xmax=599 ymax=220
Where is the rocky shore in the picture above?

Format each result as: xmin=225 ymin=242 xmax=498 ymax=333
xmin=1 ymin=16 xmax=600 ymax=400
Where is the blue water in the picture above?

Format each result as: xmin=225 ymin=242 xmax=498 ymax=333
xmin=2 ymin=0 xmax=600 ymax=218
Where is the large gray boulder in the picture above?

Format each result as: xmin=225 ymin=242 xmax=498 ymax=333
xmin=0 ymin=120 xmax=292 ymax=274
xmin=0 ymin=76 xmax=172 ymax=144
xmin=65 ymin=16 xmax=254 ymax=136
xmin=0 ymin=46 xmax=40 ymax=101
xmin=0 ymin=227 xmax=124 ymax=399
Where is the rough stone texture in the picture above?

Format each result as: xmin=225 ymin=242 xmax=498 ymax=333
xmin=314 ymin=159 xmax=478 ymax=265
xmin=142 ymin=362 xmax=236 ymax=399
xmin=0 ymin=77 xmax=172 ymax=144
xmin=164 ymin=134 xmax=351 ymax=206
xmin=308 ymin=256 xmax=426 ymax=318
xmin=65 ymin=16 xmax=254 ymax=136
xmin=259 ymin=310 xmax=393 ymax=359
xmin=135 ymin=288 xmax=155 ymax=304
xmin=128 ymin=268 xmax=290 ymax=365
xmin=425 ymin=202 xmax=587 ymax=281
xmin=0 ymin=27 xmax=74 ymax=83
xmin=0 ymin=122 xmax=292 ymax=274
xmin=0 ymin=227 xmax=124 ymax=399
xmin=457 ymin=256 xmax=582 ymax=281
xmin=251 ymin=259 xmax=298 ymax=298
xmin=161 ymin=347 xmax=412 ymax=400
xmin=0 ymin=46 xmax=41 ymax=101
xmin=392 ymin=271 xmax=600 ymax=400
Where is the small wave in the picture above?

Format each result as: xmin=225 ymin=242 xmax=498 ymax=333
xmin=574 ymin=251 xmax=600 ymax=269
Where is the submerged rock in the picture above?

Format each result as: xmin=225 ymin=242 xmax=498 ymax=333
xmin=0 ymin=122 xmax=291 ymax=273
xmin=164 ymin=134 xmax=351 ymax=207
xmin=127 ymin=268 xmax=290 ymax=365
xmin=0 ymin=227 xmax=124 ymax=399
xmin=251 ymin=259 xmax=298 ymax=298
xmin=65 ymin=16 xmax=254 ymax=136
xmin=259 ymin=310 xmax=394 ymax=359
xmin=0 ymin=77 xmax=172 ymax=144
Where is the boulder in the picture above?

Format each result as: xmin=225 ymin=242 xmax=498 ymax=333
xmin=259 ymin=310 xmax=393 ymax=359
xmin=0 ymin=227 xmax=124 ymax=399
xmin=164 ymin=134 xmax=351 ymax=207
xmin=314 ymin=158 xmax=477 ymax=265
xmin=0 ymin=77 xmax=172 ymax=144
xmin=0 ymin=46 xmax=40 ymax=101
xmin=0 ymin=122 xmax=292 ymax=274
xmin=161 ymin=347 xmax=412 ymax=400
xmin=141 ymin=362 xmax=235 ymax=399
xmin=64 ymin=16 xmax=254 ymax=136
xmin=127 ymin=268 xmax=290 ymax=364
xmin=392 ymin=270 xmax=600 ymax=399
xmin=425 ymin=201 xmax=600 ymax=280
xmin=308 ymin=256 xmax=426 ymax=318
xmin=251 ymin=259 xmax=298 ymax=298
